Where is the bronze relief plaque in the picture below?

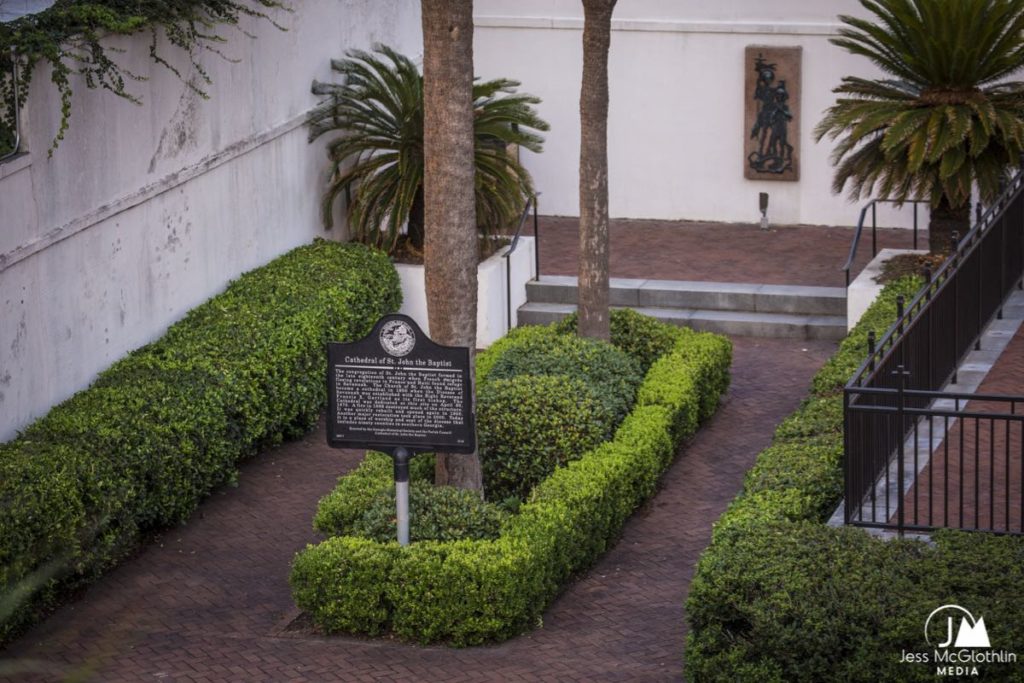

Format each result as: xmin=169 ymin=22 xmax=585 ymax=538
xmin=745 ymin=45 xmax=801 ymax=181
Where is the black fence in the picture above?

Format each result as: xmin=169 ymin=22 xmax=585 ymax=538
xmin=846 ymin=383 xmax=1023 ymax=534
xmin=844 ymin=170 xmax=1024 ymax=535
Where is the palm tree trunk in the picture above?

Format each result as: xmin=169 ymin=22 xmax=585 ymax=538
xmin=422 ymin=0 xmax=483 ymax=492
xmin=577 ymin=0 xmax=617 ymax=341
xmin=929 ymin=195 xmax=971 ymax=254
xmin=409 ymin=186 xmax=425 ymax=251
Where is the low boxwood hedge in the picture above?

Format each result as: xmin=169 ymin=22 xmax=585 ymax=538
xmin=482 ymin=327 xmax=644 ymax=425
xmin=0 ymin=239 xmax=400 ymax=645
xmin=291 ymin=318 xmax=733 ymax=645
xmin=351 ymin=483 xmax=509 ymax=543
xmin=685 ymin=276 xmax=1024 ymax=682
xmin=478 ymin=374 xmax=613 ymax=501
xmin=555 ymin=307 xmax=691 ymax=373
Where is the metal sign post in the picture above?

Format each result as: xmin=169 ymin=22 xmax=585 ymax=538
xmin=393 ymin=447 xmax=411 ymax=546
xmin=324 ymin=314 xmax=476 ymax=546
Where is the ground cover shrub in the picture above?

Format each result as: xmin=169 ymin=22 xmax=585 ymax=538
xmin=289 ymin=536 xmax=399 ymax=636
xmin=555 ymin=308 xmax=690 ymax=372
xmin=478 ymin=375 xmax=612 ymax=501
xmin=811 ymin=275 xmax=921 ymax=396
xmin=0 ymin=239 xmax=399 ymax=645
xmin=482 ymin=327 xmax=643 ymax=424
xmin=685 ymin=275 xmax=1024 ymax=681
xmin=351 ymin=483 xmax=509 ymax=543
xmin=291 ymin=316 xmax=733 ymax=645
xmin=313 ymin=451 xmax=435 ymax=537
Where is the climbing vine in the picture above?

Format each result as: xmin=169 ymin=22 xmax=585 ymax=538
xmin=0 ymin=0 xmax=288 ymax=155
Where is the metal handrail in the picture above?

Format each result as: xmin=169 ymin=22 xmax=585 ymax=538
xmin=504 ymin=193 xmax=539 ymax=331
xmin=842 ymin=197 xmax=928 ymax=287
xmin=846 ymin=168 xmax=1024 ymax=390
xmin=1 ymin=47 xmax=22 ymax=163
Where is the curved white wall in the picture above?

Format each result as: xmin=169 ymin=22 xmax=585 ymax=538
xmin=0 ymin=1 xmax=422 ymax=441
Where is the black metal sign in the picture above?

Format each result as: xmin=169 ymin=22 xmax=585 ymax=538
xmin=326 ymin=314 xmax=476 ymax=454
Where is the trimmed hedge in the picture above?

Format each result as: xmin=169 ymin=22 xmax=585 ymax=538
xmin=685 ymin=276 xmax=1024 ymax=682
xmin=478 ymin=374 xmax=612 ymax=501
xmin=292 ymin=319 xmax=732 ymax=645
xmin=483 ymin=327 xmax=643 ymax=424
xmin=351 ymin=483 xmax=509 ymax=543
xmin=555 ymin=307 xmax=690 ymax=372
xmin=811 ymin=275 xmax=921 ymax=396
xmin=0 ymin=239 xmax=400 ymax=644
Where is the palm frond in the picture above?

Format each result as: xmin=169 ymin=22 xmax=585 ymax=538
xmin=821 ymin=0 xmax=1024 ymax=218
xmin=308 ymin=44 xmax=548 ymax=248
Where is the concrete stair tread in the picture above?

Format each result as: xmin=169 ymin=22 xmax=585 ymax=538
xmin=527 ymin=277 xmax=846 ymax=315
xmin=535 ymin=275 xmax=845 ymax=298
xmin=517 ymin=302 xmax=846 ymax=340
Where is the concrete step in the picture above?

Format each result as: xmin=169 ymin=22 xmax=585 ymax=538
xmin=516 ymin=302 xmax=847 ymax=340
xmin=526 ymin=276 xmax=846 ymax=316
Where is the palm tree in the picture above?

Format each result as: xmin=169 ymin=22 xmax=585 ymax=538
xmin=421 ymin=0 xmax=482 ymax=492
xmin=577 ymin=0 xmax=617 ymax=340
xmin=308 ymin=44 xmax=548 ymax=254
xmin=815 ymin=0 xmax=1024 ymax=253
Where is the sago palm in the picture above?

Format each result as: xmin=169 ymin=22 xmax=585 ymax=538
xmin=308 ymin=44 xmax=548 ymax=254
xmin=815 ymin=0 xmax=1024 ymax=253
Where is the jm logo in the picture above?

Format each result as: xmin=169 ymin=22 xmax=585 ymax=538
xmin=925 ymin=605 xmax=991 ymax=649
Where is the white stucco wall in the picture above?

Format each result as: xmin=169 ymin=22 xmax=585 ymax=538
xmin=0 ymin=0 xmax=422 ymax=441
xmin=395 ymin=236 xmax=536 ymax=349
xmin=472 ymin=0 xmax=926 ymax=229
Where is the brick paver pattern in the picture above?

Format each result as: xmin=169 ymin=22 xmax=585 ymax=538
xmin=532 ymin=217 xmax=922 ymax=286
xmin=0 ymin=338 xmax=834 ymax=682
xmin=900 ymin=326 xmax=1024 ymax=533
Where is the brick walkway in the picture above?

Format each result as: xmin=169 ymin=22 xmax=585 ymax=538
xmin=533 ymin=216 xmax=921 ymax=286
xmin=904 ymin=325 xmax=1024 ymax=533
xmin=0 ymin=337 xmax=834 ymax=683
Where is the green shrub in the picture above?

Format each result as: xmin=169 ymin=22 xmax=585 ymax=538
xmin=483 ymin=328 xmax=643 ymax=424
xmin=351 ymin=483 xmax=509 ymax=543
xmin=687 ymin=522 xmax=931 ymax=683
xmin=686 ymin=276 xmax=1024 ymax=681
xmin=811 ymin=275 xmax=921 ymax=397
xmin=292 ymin=327 xmax=733 ymax=645
xmin=1 ymin=239 xmax=400 ymax=645
xmin=555 ymin=308 xmax=690 ymax=372
xmin=478 ymin=375 xmax=612 ymax=501
xmin=638 ymin=332 xmax=732 ymax=439
xmin=687 ymin=523 xmax=1024 ymax=683
xmin=314 ymin=452 xmax=395 ymax=536
xmin=773 ymin=395 xmax=843 ymax=442
xmin=290 ymin=536 xmax=399 ymax=636
xmin=475 ymin=324 xmax=557 ymax=386
xmin=314 ymin=451 xmax=435 ymax=537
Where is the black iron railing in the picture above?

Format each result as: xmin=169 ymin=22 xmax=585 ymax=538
xmin=842 ymin=198 xmax=928 ymax=287
xmin=843 ymin=168 xmax=1024 ymax=535
xmin=504 ymin=194 xmax=539 ymax=331
xmin=846 ymin=381 xmax=1023 ymax=534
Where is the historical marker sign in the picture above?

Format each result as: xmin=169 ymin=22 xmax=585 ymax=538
xmin=326 ymin=314 xmax=476 ymax=454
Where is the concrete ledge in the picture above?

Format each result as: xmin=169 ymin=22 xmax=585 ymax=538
xmin=846 ymin=248 xmax=926 ymax=331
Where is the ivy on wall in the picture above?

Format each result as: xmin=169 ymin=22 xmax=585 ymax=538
xmin=0 ymin=0 xmax=288 ymax=156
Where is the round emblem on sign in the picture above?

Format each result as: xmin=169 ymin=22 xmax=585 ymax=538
xmin=379 ymin=319 xmax=416 ymax=357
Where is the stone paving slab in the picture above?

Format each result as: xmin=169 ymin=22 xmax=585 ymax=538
xmin=0 ymin=337 xmax=834 ymax=682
